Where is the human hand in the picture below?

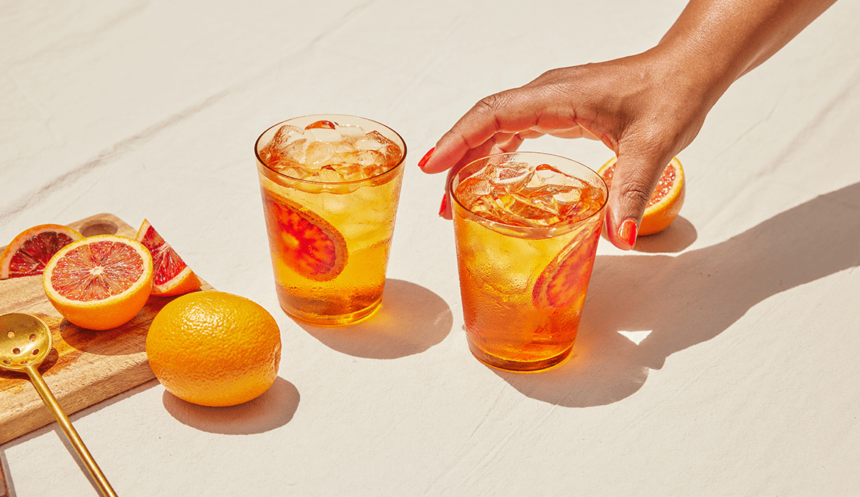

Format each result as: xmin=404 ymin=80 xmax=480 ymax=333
xmin=419 ymin=47 xmax=716 ymax=250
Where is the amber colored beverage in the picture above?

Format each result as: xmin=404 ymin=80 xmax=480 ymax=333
xmin=255 ymin=115 xmax=406 ymax=326
xmin=450 ymin=152 xmax=607 ymax=371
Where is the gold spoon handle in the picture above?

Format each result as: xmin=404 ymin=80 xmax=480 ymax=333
xmin=26 ymin=366 xmax=118 ymax=497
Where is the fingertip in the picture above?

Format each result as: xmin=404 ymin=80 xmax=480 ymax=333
xmin=617 ymin=218 xmax=638 ymax=250
xmin=603 ymin=207 xmax=638 ymax=250
xmin=420 ymin=141 xmax=459 ymax=174
xmin=417 ymin=147 xmax=435 ymax=170
xmin=438 ymin=193 xmax=453 ymax=220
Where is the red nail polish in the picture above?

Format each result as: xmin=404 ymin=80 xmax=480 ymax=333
xmin=438 ymin=194 xmax=448 ymax=217
xmin=418 ymin=147 xmax=435 ymax=168
xmin=618 ymin=219 xmax=638 ymax=248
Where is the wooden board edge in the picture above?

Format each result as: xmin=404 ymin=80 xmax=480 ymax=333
xmin=0 ymin=361 xmax=156 ymax=446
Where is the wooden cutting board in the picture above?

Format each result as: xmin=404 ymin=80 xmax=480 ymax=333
xmin=0 ymin=213 xmax=213 ymax=445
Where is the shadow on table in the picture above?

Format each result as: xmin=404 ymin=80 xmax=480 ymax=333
xmin=299 ymin=279 xmax=453 ymax=359
xmin=631 ymin=215 xmax=697 ymax=253
xmin=162 ymin=377 xmax=299 ymax=435
xmin=494 ymin=182 xmax=860 ymax=407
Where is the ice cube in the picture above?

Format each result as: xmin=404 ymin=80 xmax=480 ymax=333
xmin=305 ymin=141 xmax=334 ymax=167
xmin=354 ymin=136 xmax=383 ymax=151
xmin=260 ymin=125 xmax=304 ymax=165
xmin=302 ymin=129 xmax=318 ymax=143
xmin=334 ymin=141 xmax=356 ymax=154
xmin=306 ymin=128 xmax=344 ymax=143
xmin=338 ymin=163 xmax=366 ymax=182
xmin=455 ymin=173 xmax=493 ymax=209
xmin=368 ymin=130 xmax=397 ymax=147
xmin=281 ymin=138 xmax=309 ymax=163
xmin=378 ymin=144 xmax=402 ymax=168
xmin=335 ymin=124 xmax=367 ymax=140
xmin=360 ymin=163 xmax=386 ymax=179
xmin=495 ymin=192 xmax=560 ymax=225
xmin=482 ymin=162 xmax=533 ymax=193
xmin=355 ymin=149 xmax=384 ymax=167
xmin=277 ymin=166 xmax=310 ymax=180
xmin=317 ymin=165 xmax=343 ymax=183
xmin=271 ymin=125 xmax=304 ymax=148
xmin=558 ymin=198 xmax=603 ymax=223
xmin=354 ymin=130 xmax=398 ymax=152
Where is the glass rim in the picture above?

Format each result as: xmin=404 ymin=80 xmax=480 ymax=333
xmin=254 ymin=113 xmax=408 ymax=186
xmin=448 ymin=151 xmax=608 ymax=236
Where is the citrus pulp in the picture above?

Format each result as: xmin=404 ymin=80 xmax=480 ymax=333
xmin=263 ymin=195 xmax=347 ymax=282
xmin=0 ymin=224 xmax=83 ymax=279
xmin=42 ymin=235 xmax=153 ymax=330
xmin=135 ymin=219 xmax=201 ymax=296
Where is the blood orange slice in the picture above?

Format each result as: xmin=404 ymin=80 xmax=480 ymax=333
xmin=263 ymin=194 xmax=347 ymax=281
xmin=305 ymin=120 xmax=337 ymax=130
xmin=43 ymin=235 xmax=153 ymax=330
xmin=0 ymin=224 xmax=83 ymax=279
xmin=598 ymin=156 xmax=685 ymax=236
xmin=533 ymin=227 xmax=600 ymax=310
xmin=135 ymin=219 xmax=201 ymax=297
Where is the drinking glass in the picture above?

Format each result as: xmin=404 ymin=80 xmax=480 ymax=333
xmin=450 ymin=152 xmax=607 ymax=371
xmin=255 ymin=114 xmax=406 ymax=326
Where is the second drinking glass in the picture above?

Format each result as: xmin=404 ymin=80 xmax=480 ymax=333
xmin=450 ymin=152 xmax=607 ymax=371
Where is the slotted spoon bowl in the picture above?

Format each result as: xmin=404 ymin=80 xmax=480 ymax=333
xmin=0 ymin=312 xmax=116 ymax=497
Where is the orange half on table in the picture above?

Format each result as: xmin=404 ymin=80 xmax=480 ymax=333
xmin=598 ymin=156 xmax=685 ymax=236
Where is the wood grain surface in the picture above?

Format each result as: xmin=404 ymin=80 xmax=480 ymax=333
xmin=0 ymin=213 xmax=212 ymax=445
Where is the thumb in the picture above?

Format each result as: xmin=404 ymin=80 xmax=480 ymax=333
xmin=603 ymin=151 xmax=670 ymax=250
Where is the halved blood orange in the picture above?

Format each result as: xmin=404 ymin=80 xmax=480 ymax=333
xmin=43 ymin=235 xmax=153 ymax=330
xmin=598 ymin=156 xmax=685 ymax=236
xmin=0 ymin=224 xmax=83 ymax=279
xmin=135 ymin=219 xmax=201 ymax=296
xmin=263 ymin=193 xmax=347 ymax=281
xmin=533 ymin=227 xmax=600 ymax=310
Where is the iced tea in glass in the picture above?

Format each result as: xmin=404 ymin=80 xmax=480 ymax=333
xmin=255 ymin=115 xmax=406 ymax=326
xmin=450 ymin=152 xmax=607 ymax=371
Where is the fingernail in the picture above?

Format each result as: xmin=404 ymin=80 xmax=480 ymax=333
xmin=438 ymin=194 xmax=448 ymax=217
xmin=418 ymin=147 xmax=435 ymax=169
xmin=617 ymin=218 xmax=638 ymax=249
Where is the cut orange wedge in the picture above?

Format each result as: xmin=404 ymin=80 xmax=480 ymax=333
xmin=135 ymin=219 xmax=201 ymax=297
xmin=43 ymin=235 xmax=153 ymax=330
xmin=598 ymin=156 xmax=685 ymax=236
xmin=0 ymin=224 xmax=83 ymax=279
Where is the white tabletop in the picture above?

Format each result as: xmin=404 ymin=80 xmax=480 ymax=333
xmin=2 ymin=1 xmax=860 ymax=495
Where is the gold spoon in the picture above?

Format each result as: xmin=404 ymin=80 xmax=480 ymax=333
xmin=0 ymin=313 xmax=117 ymax=497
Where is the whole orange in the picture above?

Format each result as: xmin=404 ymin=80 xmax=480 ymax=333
xmin=146 ymin=291 xmax=282 ymax=407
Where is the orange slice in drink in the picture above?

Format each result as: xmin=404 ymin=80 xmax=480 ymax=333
xmin=0 ymin=224 xmax=83 ymax=279
xmin=263 ymin=194 xmax=347 ymax=282
xmin=533 ymin=228 xmax=600 ymax=310
xmin=305 ymin=120 xmax=337 ymax=130
xmin=598 ymin=156 xmax=685 ymax=236
xmin=43 ymin=235 xmax=154 ymax=330
xmin=135 ymin=219 xmax=201 ymax=297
